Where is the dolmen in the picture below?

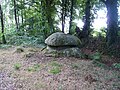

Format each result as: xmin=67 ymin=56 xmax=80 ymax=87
xmin=44 ymin=32 xmax=82 ymax=57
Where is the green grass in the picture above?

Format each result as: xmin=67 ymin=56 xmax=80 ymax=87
xmin=90 ymin=52 xmax=102 ymax=61
xmin=50 ymin=61 xmax=62 ymax=67
xmin=27 ymin=64 xmax=40 ymax=72
xmin=49 ymin=67 xmax=61 ymax=74
xmin=14 ymin=63 xmax=21 ymax=70
xmin=49 ymin=61 xmax=62 ymax=74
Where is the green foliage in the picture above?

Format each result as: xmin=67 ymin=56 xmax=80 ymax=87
xmin=100 ymin=27 xmax=106 ymax=37
xmin=92 ymin=60 xmax=109 ymax=69
xmin=91 ymin=31 xmax=102 ymax=38
xmin=106 ymin=44 xmax=120 ymax=58
xmin=112 ymin=63 xmax=120 ymax=69
xmin=70 ymin=22 xmax=77 ymax=35
xmin=90 ymin=27 xmax=106 ymax=38
xmin=27 ymin=64 xmax=40 ymax=72
xmin=0 ymin=32 xmax=3 ymax=39
xmin=14 ymin=63 xmax=21 ymax=70
xmin=50 ymin=61 xmax=62 ymax=67
xmin=0 ymin=44 xmax=12 ymax=49
xmin=49 ymin=61 xmax=62 ymax=74
xmin=79 ymin=53 xmax=89 ymax=59
xmin=91 ymin=52 xmax=102 ymax=61
xmin=49 ymin=67 xmax=61 ymax=74
xmin=1 ymin=0 xmax=120 ymax=59
xmin=118 ymin=31 xmax=120 ymax=36
xmin=27 ymin=67 xmax=34 ymax=72
xmin=34 ymin=64 xmax=40 ymax=70
xmin=7 ymin=34 xmax=45 ymax=46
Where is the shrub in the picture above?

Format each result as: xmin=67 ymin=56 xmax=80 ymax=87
xmin=112 ymin=63 xmax=120 ymax=69
xmin=91 ymin=52 xmax=102 ymax=61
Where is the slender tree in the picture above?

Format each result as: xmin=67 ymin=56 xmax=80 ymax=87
xmin=13 ymin=0 xmax=19 ymax=31
xmin=0 ymin=4 xmax=6 ymax=44
xmin=45 ymin=0 xmax=55 ymax=33
xmin=61 ymin=0 xmax=66 ymax=33
xmin=82 ymin=0 xmax=91 ymax=38
xmin=68 ymin=0 xmax=74 ymax=34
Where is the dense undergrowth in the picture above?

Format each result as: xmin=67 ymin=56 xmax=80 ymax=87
xmin=86 ymin=36 xmax=120 ymax=58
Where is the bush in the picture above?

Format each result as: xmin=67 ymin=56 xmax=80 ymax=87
xmin=7 ymin=35 xmax=45 ymax=46
xmin=112 ymin=63 xmax=120 ymax=69
xmin=91 ymin=52 xmax=102 ymax=61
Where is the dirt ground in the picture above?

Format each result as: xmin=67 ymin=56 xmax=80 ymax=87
xmin=0 ymin=46 xmax=120 ymax=90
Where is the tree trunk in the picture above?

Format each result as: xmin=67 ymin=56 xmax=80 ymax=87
xmin=68 ymin=0 xmax=74 ymax=34
xmin=17 ymin=10 xmax=20 ymax=28
xmin=21 ymin=10 xmax=24 ymax=24
xmin=47 ymin=16 xmax=54 ymax=33
xmin=0 ymin=5 xmax=6 ymax=44
xmin=61 ymin=0 xmax=66 ymax=33
xmin=45 ymin=0 xmax=54 ymax=34
xmin=106 ymin=0 xmax=118 ymax=45
xmin=41 ymin=0 xmax=48 ymax=38
xmin=13 ymin=0 xmax=19 ymax=31
xmin=82 ymin=0 xmax=91 ymax=38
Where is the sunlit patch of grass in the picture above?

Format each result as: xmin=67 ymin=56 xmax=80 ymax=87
xmin=14 ymin=63 xmax=22 ymax=70
xmin=49 ymin=61 xmax=62 ymax=74
xmin=49 ymin=67 xmax=61 ymax=74
xmin=50 ymin=61 xmax=62 ymax=67
xmin=27 ymin=64 xmax=40 ymax=72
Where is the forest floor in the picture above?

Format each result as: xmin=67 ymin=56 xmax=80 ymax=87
xmin=0 ymin=46 xmax=120 ymax=90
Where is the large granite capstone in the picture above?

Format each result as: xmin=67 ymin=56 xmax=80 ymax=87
xmin=45 ymin=32 xmax=81 ymax=46
xmin=44 ymin=32 xmax=82 ymax=57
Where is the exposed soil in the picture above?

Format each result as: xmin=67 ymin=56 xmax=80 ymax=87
xmin=0 ymin=46 xmax=120 ymax=90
